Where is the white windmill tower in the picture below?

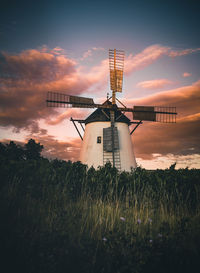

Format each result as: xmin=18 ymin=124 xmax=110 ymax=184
xmin=46 ymin=49 xmax=177 ymax=171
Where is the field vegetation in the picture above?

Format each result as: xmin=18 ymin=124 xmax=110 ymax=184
xmin=0 ymin=139 xmax=200 ymax=273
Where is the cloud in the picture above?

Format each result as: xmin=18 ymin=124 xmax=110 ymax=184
xmin=46 ymin=108 xmax=89 ymax=125
xmin=125 ymin=80 xmax=200 ymax=118
xmin=81 ymin=47 xmax=105 ymax=60
xmin=137 ymin=79 xmax=174 ymax=90
xmin=169 ymin=48 xmax=200 ymax=57
xmin=0 ymin=48 xmax=76 ymax=82
xmin=124 ymin=45 xmax=200 ymax=75
xmin=81 ymin=49 xmax=93 ymax=60
xmin=23 ymin=126 xmax=82 ymax=161
xmin=126 ymin=80 xmax=200 ymax=160
xmin=182 ymin=72 xmax=192 ymax=77
xmin=0 ymin=47 xmax=107 ymax=131
xmin=137 ymin=154 xmax=200 ymax=169
xmin=1 ymin=45 xmax=200 ymax=165
xmin=1 ymin=44 xmax=199 ymax=130
xmin=0 ymin=47 xmax=78 ymax=131
xmin=125 ymin=45 xmax=170 ymax=74
xmin=34 ymin=135 xmax=81 ymax=161
xmin=132 ymin=114 xmax=200 ymax=160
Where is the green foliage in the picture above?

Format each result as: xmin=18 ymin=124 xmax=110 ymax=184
xmin=0 ymin=140 xmax=200 ymax=273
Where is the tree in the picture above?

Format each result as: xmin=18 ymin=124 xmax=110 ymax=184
xmin=6 ymin=141 xmax=25 ymax=160
xmin=24 ymin=139 xmax=44 ymax=160
xmin=0 ymin=141 xmax=25 ymax=161
xmin=0 ymin=143 xmax=6 ymax=158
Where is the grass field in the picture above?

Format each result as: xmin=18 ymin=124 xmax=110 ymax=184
xmin=0 ymin=158 xmax=200 ymax=273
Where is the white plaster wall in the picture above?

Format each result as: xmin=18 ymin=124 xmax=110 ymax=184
xmin=79 ymin=121 xmax=137 ymax=171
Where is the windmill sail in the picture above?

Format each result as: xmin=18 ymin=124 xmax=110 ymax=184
xmin=133 ymin=106 xmax=156 ymax=121
xmin=109 ymin=49 xmax=124 ymax=93
xmin=133 ymin=106 xmax=176 ymax=123
xmin=46 ymin=92 xmax=94 ymax=108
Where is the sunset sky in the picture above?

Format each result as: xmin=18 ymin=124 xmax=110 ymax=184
xmin=0 ymin=0 xmax=200 ymax=169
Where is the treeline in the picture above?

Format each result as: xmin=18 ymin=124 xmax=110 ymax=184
xmin=0 ymin=139 xmax=43 ymax=161
xmin=0 ymin=139 xmax=200 ymax=208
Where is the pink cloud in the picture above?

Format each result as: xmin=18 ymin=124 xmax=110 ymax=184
xmin=124 ymin=45 xmax=200 ymax=75
xmin=0 ymin=47 xmax=108 ymax=131
xmin=125 ymin=45 xmax=170 ymax=74
xmin=137 ymin=79 xmax=174 ymax=90
xmin=81 ymin=49 xmax=93 ymax=60
xmin=182 ymin=72 xmax=192 ymax=77
xmin=132 ymin=113 xmax=200 ymax=160
xmin=169 ymin=48 xmax=200 ymax=57
xmin=36 ymin=135 xmax=81 ymax=161
xmin=81 ymin=47 xmax=105 ymax=60
xmin=124 ymin=80 xmax=200 ymax=118
xmin=121 ymin=80 xmax=200 ymax=160
xmin=1 ymin=48 xmax=76 ymax=82
xmin=46 ymin=108 xmax=89 ymax=125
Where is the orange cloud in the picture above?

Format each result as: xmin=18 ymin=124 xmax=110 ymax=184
xmin=132 ymin=114 xmax=200 ymax=160
xmin=1 ymin=48 xmax=76 ymax=82
xmin=137 ymin=79 xmax=174 ymax=90
xmin=182 ymin=72 xmax=192 ymax=77
xmin=35 ymin=135 xmax=81 ymax=161
xmin=124 ymin=80 xmax=200 ymax=118
xmin=46 ymin=109 xmax=89 ymax=125
xmin=0 ymin=47 xmax=107 ymax=132
xmin=137 ymin=154 xmax=200 ymax=169
xmin=124 ymin=80 xmax=200 ymax=160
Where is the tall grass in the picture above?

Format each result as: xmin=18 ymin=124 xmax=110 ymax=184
xmin=0 ymin=160 xmax=200 ymax=273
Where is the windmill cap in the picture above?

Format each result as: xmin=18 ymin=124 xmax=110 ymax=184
xmin=84 ymin=100 xmax=131 ymax=125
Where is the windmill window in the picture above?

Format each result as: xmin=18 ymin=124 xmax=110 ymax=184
xmin=97 ymin=136 xmax=101 ymax=143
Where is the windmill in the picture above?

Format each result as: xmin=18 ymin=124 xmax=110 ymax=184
xmin=46 ymin=49 xmax=177 ymax=171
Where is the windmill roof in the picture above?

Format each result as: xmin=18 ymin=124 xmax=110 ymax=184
xmin=85 ymin=100 xmax=131 ymax=125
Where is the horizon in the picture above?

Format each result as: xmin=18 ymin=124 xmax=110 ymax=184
xmin=1 ymin=138 xmax=199 ymax=171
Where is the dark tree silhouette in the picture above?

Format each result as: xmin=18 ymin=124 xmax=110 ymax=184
xmin=0 ymin=141 xmax=24 ymax=161
xmin=0 ymin=142 xmax=6 ymax=158
xmin=6 ymin=141 xmax=25 ymax=160
xmin=24 ymin=139 xmax=44 ymax=160
xmin=0 ymin=139 xmax=44 ymax=161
